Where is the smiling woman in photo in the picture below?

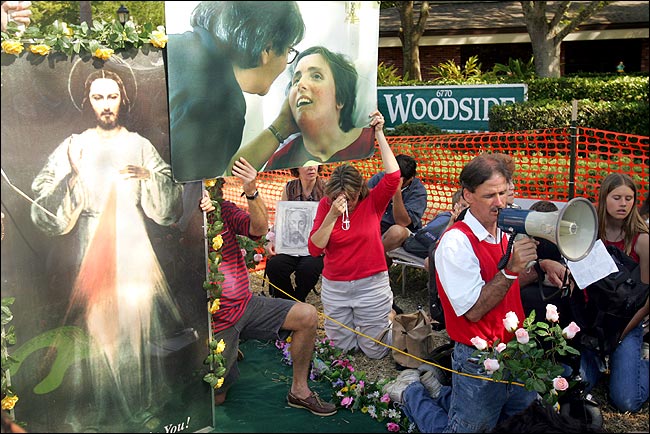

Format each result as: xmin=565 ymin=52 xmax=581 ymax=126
xmin=230 ymin=46 xmax=376 ymax=171
xmin=264 ymin=46 xmax=375 ymax=169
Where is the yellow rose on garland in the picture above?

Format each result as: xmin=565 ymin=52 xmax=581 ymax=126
xmin=209 ymin=298 xmax=221 ymax=314
xmin=29 ymin=44 xmax=51 ymax=56
xmin=93 ymin=47 xmax=114 ymax=60
xmin=1 ymin=395 xmax=19 ymax=411
xmin=212 ymin=234 xmax=224 ymax=251
xmin=150 ymin=26 xmax=168 ymax=49
xmin=1 ymin=40 xmax=24 ymax=55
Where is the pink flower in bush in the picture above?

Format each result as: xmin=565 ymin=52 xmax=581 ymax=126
xmin=341 ymin=396 xmax=354 ymax=408
xmin=380 ymin=393 xmax=390 ymax=403
xmin=562 ymin=322 xmax=581 ymax=339
xmin=484 ymin=358 xmax=500 ymax=374
xmin=240 ymin=248 xmax=247 ymax=257
xmin=470 ymin=336 xmax=488 ymax=351
xmin=546 ymin=304 xmax=559 ymax=322
xmin=552 ymin=376 xmax=569 ymax=391
xmin=387 ymin=422 xmax=400 ymax=432
xmin=515 ymin=328 xmax=529 ymax=344
xmin=495 ymin=342 xmax=507 ymax=353
xmin=253 ymin=253 xmax=263 ymax=262
xmin=503 ymin=311 xmax=519 ymax=332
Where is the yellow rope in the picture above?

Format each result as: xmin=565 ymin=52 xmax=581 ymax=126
xmin=250 ymin=271 xmax=525 ymax=388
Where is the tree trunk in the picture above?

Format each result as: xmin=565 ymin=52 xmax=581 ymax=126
xmin=532 ymin=37 xmax=563 ymax=78
xmin=521 ymin=1 xmax=610 ymax=78
xmin=79 ymin=1 xmax=92 ymax=26
xmin=397 ymin=1 xmax=430 ymax=82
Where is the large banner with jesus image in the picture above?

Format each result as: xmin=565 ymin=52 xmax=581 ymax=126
xmin=1 ymin=48 xmax=213 ymax=433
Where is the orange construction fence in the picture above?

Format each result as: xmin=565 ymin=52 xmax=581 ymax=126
xmin=222 ymin=127 xmax=649 ymax=227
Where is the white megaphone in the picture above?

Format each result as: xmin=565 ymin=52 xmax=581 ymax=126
xmin=497 ymin=197 xmax=598 ymax=262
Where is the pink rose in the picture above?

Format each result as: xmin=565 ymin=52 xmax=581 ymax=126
xmin=341 ymin=396 xmax=353 ymax=408
xmin=503 ymin=311 xmax=519 ymax=332
xmin=484 ymin=358 xmax=500 ymax=374
xmin=266 ymin=231 xmax=275 ymax=241
xmin=515 ymin=328 xmax=529 ymax=344
xmin=240 ymin=248 xmax=247 ymax=257
xmin=387 ymin=422 xmax=400 ymax=432
xmin=253 ymin=253 xmax=263 ymax=262
xmin=380 ymin=393 xmax=390 ymax=403
xmin=553 ymin=376 xmax=569 ymax=391
xmin=546 ymin=304 xmax=560 ymax=322
xmin=562 ymin=322 xmax=581 ymax=339
xmin=495 ymin=342 xmax=507 ymax=353
xmin=470 ymin=336 xmax=488 ymax=351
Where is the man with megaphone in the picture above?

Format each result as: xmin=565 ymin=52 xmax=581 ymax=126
xmin=397 ymin=153 xmax=570 ymax=433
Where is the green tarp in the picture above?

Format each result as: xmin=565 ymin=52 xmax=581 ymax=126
xmin=211 ymin=339 xmax=388 ymax=433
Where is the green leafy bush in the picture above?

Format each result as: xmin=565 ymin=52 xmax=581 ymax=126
xmin=386 ymin=122 xmax=444 ymax=136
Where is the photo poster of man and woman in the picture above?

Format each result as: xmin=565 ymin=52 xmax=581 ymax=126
xmin=0 ymin=49 xmax=213 ymax=432
xmin=165 ymin=1 xmax=381 ymax=182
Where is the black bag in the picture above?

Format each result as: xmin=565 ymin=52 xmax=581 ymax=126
xmin=570 ymin=245 xmax=649 ymax=357
xmin=427 ymin=243 xmax=446 ymax=330
xmin=403 ymin=212 xmax=452 ymax=259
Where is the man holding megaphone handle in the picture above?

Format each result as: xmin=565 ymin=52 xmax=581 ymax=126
xmin=400 ymin=153 xmax=570 ymax=433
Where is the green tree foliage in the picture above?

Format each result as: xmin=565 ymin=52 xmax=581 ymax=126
xmin=31 ymin=1 xmax=165 ymax=28
xmin=430 ymin=55 xmax=484 ymax=83
xmin=491 ymin=57 xmax=536 ymax=81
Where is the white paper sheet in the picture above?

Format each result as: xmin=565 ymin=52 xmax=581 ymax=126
xmin=566 ymin=239 xmax=618 ymax=289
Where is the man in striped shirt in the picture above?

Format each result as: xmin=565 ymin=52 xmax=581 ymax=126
xmin=199 ymin=157 xmax=336 ymax=416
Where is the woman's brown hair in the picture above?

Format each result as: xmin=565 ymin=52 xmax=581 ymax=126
xmin=324 ymin=164 xmax=369 ymax=202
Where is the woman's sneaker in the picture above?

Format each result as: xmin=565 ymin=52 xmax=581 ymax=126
xmin=382 ymin=369 xmax=421 ymax=404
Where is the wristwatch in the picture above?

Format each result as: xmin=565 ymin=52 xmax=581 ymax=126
xmin=241 ymin=190 xmax=259 ymax=200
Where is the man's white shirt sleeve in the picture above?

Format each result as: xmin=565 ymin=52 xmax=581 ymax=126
xmin=434 ymin=210 xmax=501 ymax=317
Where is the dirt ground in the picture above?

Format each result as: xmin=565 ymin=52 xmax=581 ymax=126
xmin=248 ymin=267 xmax=649 ymax=433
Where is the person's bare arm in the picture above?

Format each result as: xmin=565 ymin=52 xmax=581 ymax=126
xmin=225 ymin=98 xmax=298 ymax=174
xmin=636 ymin=232 xmax=649 ymax=285
xmin=310 ymin=196 xmax=345 ymax=249
xmin=232 ymin=157 xmax=268 ymax=237
xmin=621 ymin=298 xmax=649 ymax=340
xmin=390 ymin=180 xmax=411 ymax=226
xmin=620 ymin=232 xmax=650 ymax=339
xmin=370 ymin=111 xmax=398 ymax=175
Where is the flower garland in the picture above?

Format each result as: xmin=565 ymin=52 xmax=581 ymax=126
xmin=470 ymin=304 xmax=582 ymax=409
xmin=1 ymin=297 xmax=19 ymax=412
xmin=201 ymin=178 xmax=228 ymax=390
xmin=1 ymin=18 xmax=167 ymax=58
xmin=201 ymin=178 xmax=266 ymax=390
xmin=1 ymin=214 xmax=19 ymax=413
xmin=276 ymin=337 xmax=416 ymax=433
